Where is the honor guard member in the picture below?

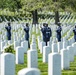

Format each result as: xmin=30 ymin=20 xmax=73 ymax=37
xmin=73 ymin=25 xmax=76 ymax=42
xmin=56 ymin=24 xmax=62 ymax=42
xmin=5 ymin=22 xmax=11 ymax=40
xmin=23 ymin=23 xmax=30 ymax=48
xmin=41 ymin=23 xmax=52 ymax=46
xmin=41 ymin=23 xmax=47 ymax=45
xmin=45 ymin=23 xmax=52 ymax=46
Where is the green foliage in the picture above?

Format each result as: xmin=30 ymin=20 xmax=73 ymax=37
xmin=0 ymin=0 xmax=22 ymax=14
xmin=21 ymin=0 xmax=44 ymax=11
xmin=0 ymin=0 xmax=76 ymax=16
xmin=4 ymin=45 xmax=14 ymax=53
xmin=21 ymin=0 xmax=76 ymax=12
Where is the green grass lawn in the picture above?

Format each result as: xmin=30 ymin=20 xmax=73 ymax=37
xmin=15 ymin=50 xmax=76 ymax=75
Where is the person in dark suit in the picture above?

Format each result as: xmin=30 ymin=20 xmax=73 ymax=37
xmin=41 ymin=23 xmax=46 ymax=42
xmin=56 ymin=24 xmax=62 ymax=42
xmin=73 ymin=26 xmax=76 ymax=42
xmin=5 ymin=22 xmax=11 ymax=40
xmin=45 ymin=24 xmax=52 ymax=45
xmin=23 ymin=23 xmax=30 ymax=48
xmin=41 ymin=23 xmax=52 ymax=46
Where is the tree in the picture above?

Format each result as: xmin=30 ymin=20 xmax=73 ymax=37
xmin=0 ymin=0 xmax=7 ymax=9
xmin=0 ymin=0 xmax=76 ymax=25
xmin=52 ymin=0 xmax=76 ymax=25
xmin=21 ymin=0 xmax=75 ymax=25
xmin=21 ymin=0 xmax=44 ymax=24
xmin=0 ymin=0 xmax=22 ymax=16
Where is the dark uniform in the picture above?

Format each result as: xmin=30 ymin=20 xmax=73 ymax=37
xmin=73 ymin=26 xmax=76 ymax=42
xmin=5 ymin=22 xmax=11 ymax=40
xmin=56 ymin=25 xmax=62 ymax=42
xmin=41 ymin=23 xmax=52 ymax=46
xmin=41 ymin=23 xmax=46 ymax=42
xmin=24 ymin=23 xmax=30 ymax=48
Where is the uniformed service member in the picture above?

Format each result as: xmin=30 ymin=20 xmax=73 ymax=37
xmin=56 ymin=24 xmax=62 ymax=42
xmin=23 ymin=23 xmax=30 ymax=48
xmin=41 ymin=23 xmax=52 ymax=46
xmin=5 ymin=22 xmax=11 ymax=40
xmin=41 ymin=23 xmax=46 ymax=42
xmin=73 ymin=25 xmax=76 ymax=42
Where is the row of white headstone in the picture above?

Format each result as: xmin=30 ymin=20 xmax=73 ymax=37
xmin=0 ymin=34 xmax=76 ymax=75
xmin=0 ymin=18 xmax=76 ymax=75
xmin=0 ymin=20 xmax=74 ymax=47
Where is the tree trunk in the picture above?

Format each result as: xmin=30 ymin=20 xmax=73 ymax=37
xmin=55 ymin=11 xmax=60 ymax=25
xmin=53 ymin=0 xmax=60 ymax=25
xmin=32 ymin=10 xmax=38 ymax=25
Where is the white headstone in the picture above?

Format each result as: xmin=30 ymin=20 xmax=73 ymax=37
xmin=58 ymin=42 xmax=62 ymax=52
xmin=63 ymin=41 xmax=67 ymax=49
xmin=8 ymin=40 xmax=12 ymax=45
xmin=1 ymin=41 xmax=5 ymax=52
xmin=68 ymin=39 xmax=72 ymax=46
xmin=18 ymin=68 xmax=40 ymax=75
xmin=63 ymin=37 xmax=66 ymax=42
xmin=52 ymin=43 xmax=58 ymax=52
xmin=32 ymin=37 xmax=36 ymax=44
xmin=16 ymin=46 xmax=24 ymax=64
xmin=21 ymin=41 xmax=28 ymax=53
xmin=67 ymin=46 xmax=74 ymax=62
xmin=0 ymin=47 xmax=1 ymax=75
xmin=30 ymin=43 xmax=37 ymax=50
xmin=48 ymin=41 xmax=52 ymax=50
xmin=52 ymin=38 xmax=57 ymax=43
xmin=48 ymin=53 xmax=61 ymax=75
xmin=40 ymin=42 xmax=46 ymax=53
xmin=0 ymin=40 xmax=2 ymax=50
xmin=1 ymin=53 xmax=15 ymax=75
xmin=14 ymin=41 xmax=20 ymax=50
xmin=72 ymin=43 xmax=76 ymax=56
xmin=27 ymin=50 xmax=38 ymax=68
xmin=43 ymin=46 xmax=51 ymax=63
xmin=37 ymin=36 xmax=41 ymax=50
xmin=61 ymin=49 xmax=69 ymax=70
xmin=14 ymin=35 xmax=17 ymax=41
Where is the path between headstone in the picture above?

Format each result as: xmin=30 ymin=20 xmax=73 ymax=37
xmin=62 ymin=71 xmax=76 ymax=73
xmin=42 ymin=71 xmax=76 ymax=73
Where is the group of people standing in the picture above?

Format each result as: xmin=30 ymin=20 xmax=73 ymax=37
xmin=40 ymin=23 xmax=62 ymax=46
xmin=5 ymin=22 xmax=30 ymax=48
xmin=5 ymin=22 xmax=76 ymax=47
xmin=41 ymin=23 xmax=76 ymax=45
xmin=40 ymin=23 xmax=52 ymax=46
xmin=41 ymin=23 xmax=62 ymax=46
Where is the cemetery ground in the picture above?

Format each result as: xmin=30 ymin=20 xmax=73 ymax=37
xmin=1 ymin=13 xmax=76 ymax=75
xmin=15 ymin=50 xmax=76 ymax=75
xmin=15 ymin=33 xmax=76 ymax=75
xmin=9 ymin=25 xmax=76 ymax=75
